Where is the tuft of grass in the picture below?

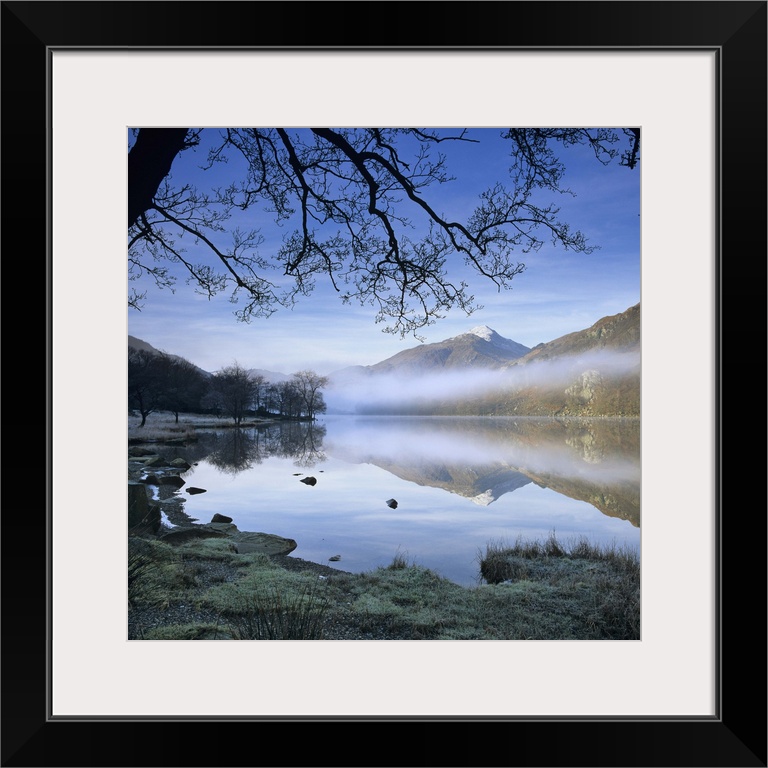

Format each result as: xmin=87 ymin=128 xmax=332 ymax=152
xmin=128 ymin=536 xmax=160 ymax=607
xmin=386 ymin=548 xmax=412 ymax=571
xmin=477 ymin=531 xmax=640 ymax=640
xmin=479 ymin=531 xmax=634 ymax=584
xmin=223 ymin=581 xmax=330 ymax=640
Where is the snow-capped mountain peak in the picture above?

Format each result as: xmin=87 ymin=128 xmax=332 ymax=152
xmin=463 ymin=326 xmax=529 ymax=356
xmin=467 ymin=325 xmax=496 ymax=342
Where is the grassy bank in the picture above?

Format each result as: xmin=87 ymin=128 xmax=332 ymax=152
xmin=128 ymin=532 xmax=640 ymax=641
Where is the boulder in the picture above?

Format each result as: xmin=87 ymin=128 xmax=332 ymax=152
xmin=211 ymin=513 xmax=232 ymax=523
xmin=230 ymin=530 xmax=297 ymax=555
xmin=300 ymin=476 xmax=317 ymax=486
xmin=128 ymin=482 xmax=161 ymax=533
xmin=159 ymin=524 xmax=297 ymax=556
xmin=187 ymin=487 xmax=207 ymax=495
xmin=206 ymin=522 xmax=238 ymax=533
xmin=386 ymin=498 xmax=398 ymax=509
xmin=169 ymin=458 xmax=191 ymax=470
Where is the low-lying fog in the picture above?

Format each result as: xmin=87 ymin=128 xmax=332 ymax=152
xmin=325 ymin=349 xmax=640 ymax=413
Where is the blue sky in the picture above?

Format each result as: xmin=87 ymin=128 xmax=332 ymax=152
xmin=128 ymin=128 xmax=640 ymax=375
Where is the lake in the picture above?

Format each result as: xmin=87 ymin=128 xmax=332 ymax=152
xmin=168 ymin=415 xmax=640 ymax=587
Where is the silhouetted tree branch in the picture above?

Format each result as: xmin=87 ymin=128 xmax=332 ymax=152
xmin=128 ymin=128 xmax=199 ymax=229
xmin=128 ymin=128 xmax=639 ymax=339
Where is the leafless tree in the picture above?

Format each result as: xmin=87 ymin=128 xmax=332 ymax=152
xmin=207 ymin=361 xmax=257 ymax=427
xmin=128 ymin=347 xmax=165 ymax=427
xmin=290 ymin=370 xmax=329 ymax=421
xmin=156 ymin=352 xmax=209 ymax=423
xmin=273 ymin=380 xmax=302 ymax=420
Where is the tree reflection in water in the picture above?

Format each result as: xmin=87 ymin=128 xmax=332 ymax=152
xmin=201 ymin=422 xmax=327 ymax=475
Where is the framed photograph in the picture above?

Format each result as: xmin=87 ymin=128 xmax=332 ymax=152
xmin=7 ymin=1 xmax=765 ymax=765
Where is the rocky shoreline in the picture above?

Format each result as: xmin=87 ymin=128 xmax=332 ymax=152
xmin=127 ymin=444 xmax=393 ymax=640
xmin=128 ymin=444 xmax=353 ymax=575
xmin=130 ymin=445 xmax=299 ymax=550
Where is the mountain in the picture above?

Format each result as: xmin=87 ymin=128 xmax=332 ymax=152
xmin=325 ymin=325 xmax=531 ymax=414
xmin=128 ymin=335 xmax=162 ymax=355
xmin=470 ymin=304 xmax=641 ymax=417
xmin=128 ymin=336 xmax=212 ymax=378
xmin=366 ymin=325 xmax=530 ymax=375
xmin=508 ymin=303 xmax=640 ymax=364
xmin=326 ymin=305 xmax=640 ymax=417
xmin=328 ymin=325 xmax=529 ymax=387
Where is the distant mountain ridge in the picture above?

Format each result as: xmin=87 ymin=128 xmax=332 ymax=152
xmin=129 ymin=303 xmax=641 ymax=417
xmin=127 ymin=336 xmax=211 ymax=379
xmin=506 ymin=303 xmax=640 ymax=367
xmin=128 ymin=335 xmax=162 ymax=355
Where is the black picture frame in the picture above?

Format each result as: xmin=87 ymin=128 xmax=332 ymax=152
xmin=5 ymin=1 xmax=765 ymax=766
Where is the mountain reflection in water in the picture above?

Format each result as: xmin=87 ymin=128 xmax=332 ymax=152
xmin=176 ymin=416 xmax=640 ymax=586
xmin=324 ymin=416 xmax=640 ymax=525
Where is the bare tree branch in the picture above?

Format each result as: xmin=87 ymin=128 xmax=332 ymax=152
xmin=127 ymin=127 xmax=639 ymax=336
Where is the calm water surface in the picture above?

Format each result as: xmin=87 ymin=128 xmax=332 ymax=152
xmin=170 ymin=415 xmax=640 ymax=586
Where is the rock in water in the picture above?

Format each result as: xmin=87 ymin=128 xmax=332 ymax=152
xmin=300 ymin=476 xmax=317 ymax=486
xmin=329 ymin=554 xmax=342 ymax=562
xmin=386 ymin=498 xmax=398 ymax=509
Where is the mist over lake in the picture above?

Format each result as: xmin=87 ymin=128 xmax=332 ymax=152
xmin=167 ymin=415 xmax=640 ymax=586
